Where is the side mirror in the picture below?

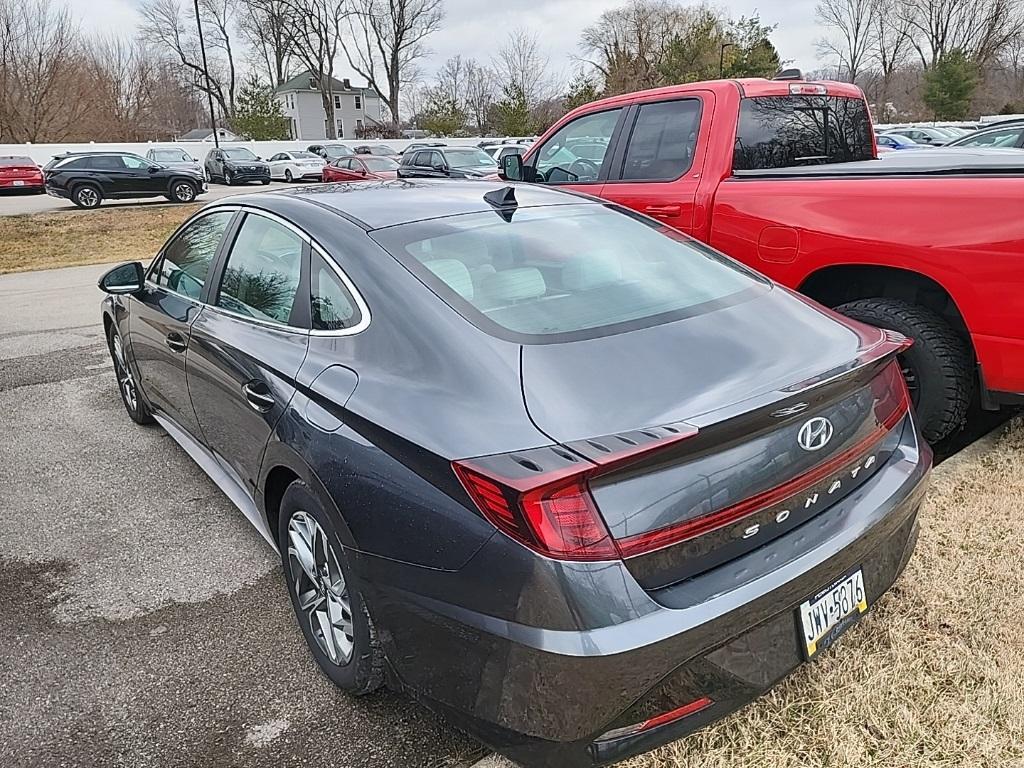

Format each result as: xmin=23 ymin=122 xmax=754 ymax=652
xmin=500 ymin=153 xmax=524 ymax=181
xmin=148 ymin=166 xmax=158 ymax=173
xmin=98 ymin=262 xmax=145 ymax=295
xmin=432 ymin=163 xmax=448 ymax=173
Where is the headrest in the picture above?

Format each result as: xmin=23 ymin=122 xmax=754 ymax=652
xmin=562 ymin=252 xmax=622 ymax=292
xmin=479 ymin=268 xmax=546 ymax=304
xmin=424 ymin=259 xmax=474 ymax=301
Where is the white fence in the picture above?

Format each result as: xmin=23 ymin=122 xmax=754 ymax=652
xmin=0 ymin=138 xmax=499 ymax=166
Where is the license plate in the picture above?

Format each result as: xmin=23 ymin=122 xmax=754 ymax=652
xmin=12 ymin=180 xmax=24 ymax=186
xmin=798 ymin=568 xmax=867 ymax=659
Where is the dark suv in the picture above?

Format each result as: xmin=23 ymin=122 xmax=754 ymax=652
xmin=203 ymin=147 xmax=271 ymax=186
xmin=397 ymin=146 xmax=498 ymax=179
xmin=43 ymin=152 xmax=206 ymax=209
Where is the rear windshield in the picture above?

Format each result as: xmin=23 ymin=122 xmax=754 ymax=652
xmin=733 ymin=96 xmax=874 ymax=171
xmin=371 ymin=204 xmax=765 ymax=343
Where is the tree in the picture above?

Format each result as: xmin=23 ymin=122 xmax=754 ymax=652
xmin=232 ymin=73 xmax=289 ymax=138
xmin=564 ymin=71 xmax=600 ymax=112
xmin=923 ymin=49 xmax=978 ymax=117
xmin=420 ymin=95 xmax=465 ymax=135
xmin=280 ymin=0 xmax=346 ymax=139
xmin=463 ymin=60 xmax=496 ymax=133
xmin=816 ymin=0 xmax=876 ymax=81
xmin=493 ymin=29 xmax=556 ymax=109
xmin=342 ymin=0 xmax=444 ymax=126
xmin=898 ymin=0 xmax=1024 ymax=69
xmin=492 ymin=83 xmax=532 ymax=135
xmin=725 ymin=16 xmax=782 ymax=78
xmin=238 ymin=0 xmax=295 ymax=86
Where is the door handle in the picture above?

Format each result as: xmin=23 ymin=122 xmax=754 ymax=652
xmin=165 ymin=332 xmax=187 ymax=353
xmin=644 ymin=204 xmax=681 ymax=217
xmin=242 ymin=381 xmax=275 ymax=412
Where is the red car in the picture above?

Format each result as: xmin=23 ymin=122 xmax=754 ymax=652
xmin=502 ymin=76 xmax=1024 ymax=443
xmin=322 ymin=155 xmax=400 ymax=182
xmin=0 ymin=155 xmax=44 ymax=193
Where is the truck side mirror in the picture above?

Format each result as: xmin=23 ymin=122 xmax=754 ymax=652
xmin=500 ymin=153 xmax=524 ymax=181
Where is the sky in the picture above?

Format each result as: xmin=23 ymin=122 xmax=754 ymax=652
xmin=71 ymin=0 xmax=825 ymax=84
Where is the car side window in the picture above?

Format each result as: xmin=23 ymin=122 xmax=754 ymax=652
xmin=428 ymin=150 xmax=445 ymax=168
xmin=531 ymin=108 xmax=622 ymax=183
xmin=92 ymin=155 xmax=122 ymax=170
xmin=153 ymin=211 xmax=234 ymax=299
xmin=960 ymin=127 xmax=1022 ymax=148
xmin=619 ymin=99 xmax=701 ymax=181
xmin=122 ymin=155 xmax=148 ymax=170
xmin=412 ymin=151 xmax=429 ymax=167
xmin=217 ymin=214 xmax=304 ymax=326
xmin=311 ymin=254 xmax=361 ymax=331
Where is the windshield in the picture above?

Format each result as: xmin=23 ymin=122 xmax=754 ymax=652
xmin=372 ymin=204 xmax=764 ymax=342
xmin=363 ymin=157 xmax=399 ymax=171
xmin=152 ymin=150 xmax=189 ymax=162
xmin=734 ymin=96 xmax=874 ymax=170
xmin=223 ymin=148 xmax=257 ymax=160
xmin=323 ymin=145 xmax=352 ymax=157
xmin=444 ymin=148 xmax=495 ymax=167
xmin=292 ymin=151 xmax=319 ymax=159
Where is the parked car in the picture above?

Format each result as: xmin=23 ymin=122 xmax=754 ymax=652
xmin=0 ymin=155 xmax=44 ymax=193
xmin=482 ymin=143 xmax=527 ymax=162
xmin=145 ymin=147 xmax=204 ymax=176
xmin=500 ymin=76 xmax=1024 ymax=443
xmin=876 ymin=133 xmax=927 ymax=151
xmin=944 ymin=122 xmax=1024 ymax=149
xmin=397 ymin=146 xmax=498 ymax=179
xmin=308 ymin=143 xmax=354 ymax=161
xmin=401 ymin=141 xmax=446 ymax=156
xmin=98 ymin=179 xmax=930 ymax=768
xmin=353 ymin=144 xmax=399 ymax=158
xmin=267 ymin=150 xmax=326 ymax=182
xmin=43 ymin=151 xmax=206 ymax=208
xmin=885 ymin=126 xmax=951 ymax=145
xmin=322 ymin=155 xmax=400 ymax=182
xmin=204 ymin=147 xmax=271 ymax=186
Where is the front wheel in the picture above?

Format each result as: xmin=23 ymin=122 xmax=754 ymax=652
xmin=278 ymin=482 xmax=384 ymax=695
xmin=107 ymin=324 xmax=154 ymax=425
xmin=284 ymin=169 xmax=293 ymax=183
xmin=168 ymin=180 xmax=197 ymax=203
xmin=224 ymin=169 xmax=234 ymax=186
xmin=836 ymin=298 xmax=974 ymax=443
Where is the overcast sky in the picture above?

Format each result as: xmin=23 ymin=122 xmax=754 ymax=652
xmin=70 ymin=0 xmax=825 ymax=83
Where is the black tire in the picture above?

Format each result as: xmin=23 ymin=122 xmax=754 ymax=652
xmin=72 ymin=183 xmax=102 ymax=209
xmin=836 ymin=298 xmax=973 ymax=443
xmin=261 ymin=179 xmax=271 ymax=185
xmin=278 ymin=481 xmax=384 ymax=695
xmin=284 ymin=169 xmax=293 ymax=183
xmin=106 ymin=323 xmax=154 ymax=425
xmin=224 ymin=169 xmax=234 ymax=186
xmin=168 ymin=179 xmax=197 ymax=203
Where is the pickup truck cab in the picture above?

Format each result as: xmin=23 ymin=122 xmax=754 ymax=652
xmin=501 ymin=77 xmax=1024 ymax=442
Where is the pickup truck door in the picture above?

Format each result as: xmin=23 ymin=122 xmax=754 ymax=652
xmin=596 ymin=92 xmax=713 ymax=236
xmin=524 ymin=106 xmax=628 ymax=198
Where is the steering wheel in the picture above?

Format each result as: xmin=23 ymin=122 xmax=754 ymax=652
xmin=568 ymin=158 xmax=600 ymax=180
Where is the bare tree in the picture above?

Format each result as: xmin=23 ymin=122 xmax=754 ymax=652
xmin=342 ymin=0 xmax=444 ymax=125
xmin=139 ymin=0 xmax=238 ymax=118
xmin=898 ymin=0 xmax=1024 ymax=67
xmin=279 ymin=0 xmax=346 ymax=138
xmin=463 ymin=59 xmax=496 ymax=133
xmin=86 ymin=36 xmax=161 ymax=140
xmin=816 ymin=0 xmax=877 ymax=81
xmin=867 ymin=0 xmax=913 ymax=115
xmin=0 ymin=0 xmax=90 ymax=141
xmin=238 ymin=0 xmax=294 ymax=86
xmin=493 ymin=29 xmax=556 ymax=108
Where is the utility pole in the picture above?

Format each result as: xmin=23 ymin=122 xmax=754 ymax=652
xmin=193 ymin=0 xmax=219 ymax=148
xmin=719 ymin=42 xmax=735 ymax=79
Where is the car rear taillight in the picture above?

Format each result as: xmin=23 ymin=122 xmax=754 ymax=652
xmin=453 ymin=426 xmax=698 ymax=562
xmin=597 ymin=696 xmax=714 ymax=742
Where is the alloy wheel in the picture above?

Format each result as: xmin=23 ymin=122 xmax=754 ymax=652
xmin=111 ymin=332 xmax=138 ymax=412
xmin=77 ymin=187 xmax=99 ymax=207
xmin=224 ymin=170 xmax=233 ymax=185
xmin=287 ymin=511 xmax=354 ymax=665
xmin=173 ymin=182 xmax=195 ymax=202
xmin=285 ymin=169 xmax=293 ymax=182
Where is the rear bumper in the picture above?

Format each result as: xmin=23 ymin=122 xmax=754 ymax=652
xmin=356 ymin=420 xmax=931 ymax=767
xmin=0 ymin=178 xmax=43 ymax=191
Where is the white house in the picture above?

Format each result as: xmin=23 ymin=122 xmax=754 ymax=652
xmin=275 ymin=71 xmax=385 ymax=140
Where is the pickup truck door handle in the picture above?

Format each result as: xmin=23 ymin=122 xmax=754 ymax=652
xmin=644 ymin=204 xmax=681 ymax=217
xmin=165 ymin=332 xmax=188 ymax=353
xmin=242 ymin=381 xmax=275 ymax=413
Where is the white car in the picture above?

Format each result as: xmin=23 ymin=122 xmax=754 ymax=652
xmin=267 ymin=151 xmax=326 ymax=182
xmin=482 ymin=144 xmax=527 ymax=162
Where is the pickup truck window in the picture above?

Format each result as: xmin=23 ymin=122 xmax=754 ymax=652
xmin=621 ymin=99 xmax=702 ymax=181
xmin=532 ymin=108 xmax=622 ymax=183
xmin=733 ymin=96 xmax=873 ymax=171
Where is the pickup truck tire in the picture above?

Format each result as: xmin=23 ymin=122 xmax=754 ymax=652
xmin=836 ymin=298 xmax=973 ymax=443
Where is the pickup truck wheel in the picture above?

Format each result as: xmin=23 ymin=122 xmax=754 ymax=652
xmin=835 ymin=298 xmax=973 ymax=443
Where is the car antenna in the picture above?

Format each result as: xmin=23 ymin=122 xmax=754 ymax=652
xmin=483 ymin=186 xmax=518 ymax=222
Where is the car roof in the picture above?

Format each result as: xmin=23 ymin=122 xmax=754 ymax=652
xmin=219 ymin=179 xmax=597 ymax=230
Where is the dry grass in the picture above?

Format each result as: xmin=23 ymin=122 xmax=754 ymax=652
xmin=0 ymin=204 xmax=199 ymax=274
xmin=621 ymin=420 xmax=1024 ymax=768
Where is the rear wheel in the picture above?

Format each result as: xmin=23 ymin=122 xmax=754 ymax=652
xmin=107 ymin=324 xmax=153 ymax=425
xmin=278 ymin=481 xmax=384 ymax=695
xmin=72 ymin=184 xmax=102 ymax=209
xmin=836 ymin=298 xmax=973 ymax=443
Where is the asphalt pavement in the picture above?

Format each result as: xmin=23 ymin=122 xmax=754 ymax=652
xmin=0 ymin=181 xmax=294 ymax=216
xmin=0 ymin=264 xmax=486 ymax=768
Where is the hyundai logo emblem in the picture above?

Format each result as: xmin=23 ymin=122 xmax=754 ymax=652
xmin=797 ymin=417 xmax=834 ymax=452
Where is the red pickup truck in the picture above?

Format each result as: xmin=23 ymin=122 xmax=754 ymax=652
xmin=501 ymin=77 xmax=1024 ymax=443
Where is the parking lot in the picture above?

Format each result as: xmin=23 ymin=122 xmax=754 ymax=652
xmin=0 ymin=263 xmax=485 ymax=768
